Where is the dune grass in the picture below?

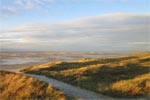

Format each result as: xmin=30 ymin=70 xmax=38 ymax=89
xmin=21 ymin=52 xmax=150 ymax=99
xmin=0 ymin=71 xmax=70 ymax=100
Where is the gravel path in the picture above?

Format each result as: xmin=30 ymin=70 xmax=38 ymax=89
xmin=25 ymin=74 xmax=114 ymax=100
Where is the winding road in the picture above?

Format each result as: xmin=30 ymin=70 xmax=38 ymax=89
xmin=25 ymin=74 xmax=114 ymax=100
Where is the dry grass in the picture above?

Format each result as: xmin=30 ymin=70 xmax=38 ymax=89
xmin=0 ymin=71 xmax=69 ymax=100
xmin=110 ymin=73 xmax=150 ymax=97
xmin=22 ymin=52 xmax=150 ymax=99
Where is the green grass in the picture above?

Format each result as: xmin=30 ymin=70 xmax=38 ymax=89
xmin=21 ymin=52 xmax=150 ymax=99
xmin=0 ymin=71 xmax=71 ymax=100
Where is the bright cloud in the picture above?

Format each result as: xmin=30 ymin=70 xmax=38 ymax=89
xmin=1 ymin=13 xmax=150 ymax=51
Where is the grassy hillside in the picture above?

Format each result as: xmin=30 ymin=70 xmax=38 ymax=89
xmin=22 ymin=52 xmax=150 ymax=99
xmin=0 ymin=71 xmax=69 ymax=100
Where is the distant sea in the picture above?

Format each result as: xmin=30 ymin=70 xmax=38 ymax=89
xmin=0 ymin=52 xmax=132 ymax=72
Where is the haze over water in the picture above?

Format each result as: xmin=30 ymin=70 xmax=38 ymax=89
xmin=0 ymin=52 xmax=131 ymax=72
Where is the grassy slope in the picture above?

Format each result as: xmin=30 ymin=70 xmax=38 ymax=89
xmin=0 ymin=71 xmax=69 ymax=100
xmin=22 ymin=52 xmax=150 ymax=99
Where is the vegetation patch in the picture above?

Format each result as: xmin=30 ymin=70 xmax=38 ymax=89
xmin=0 ymin=71 xmax=70 ymax=100
xmin=22 ymin=52 xmax=150 ymax=99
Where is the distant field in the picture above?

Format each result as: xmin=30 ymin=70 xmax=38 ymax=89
xmin=22 ymin=52 xmax=150 ymax=99
xmin=0 ymin=71 xmax=70 ymax=100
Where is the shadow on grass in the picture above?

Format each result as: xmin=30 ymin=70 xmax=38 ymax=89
xmin=32 ymin=56 xmax=138 ymax=72
xmin=25 ymin=61 xmax=149 ymax=90
xmin=22 ymin=54 xmax=150 ymax=98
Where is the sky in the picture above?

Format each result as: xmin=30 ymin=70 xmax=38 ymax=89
xmin=0 ymin=0 xmax=150 ymax=52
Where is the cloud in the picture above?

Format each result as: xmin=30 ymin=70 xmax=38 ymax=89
xmin=1 ymin=13 xmax=150 ymax=51
xmin=1 ymin=6 xmax=17 ymax=14
xmin=129 ymin=42 xmax=150 ymax=45
xmin=0 ymin=0 xmax=133 ymax=16
xmin=0 ymin=0 xmax=54 ymax=15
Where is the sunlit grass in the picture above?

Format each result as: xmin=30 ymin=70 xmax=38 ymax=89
xmin=0 ymin=71 xmax=69 ymax=100
xmin=22 ymin=52 xmax=150 ymax=99
xmin=110 ymin=73 xmax=150 ymax=97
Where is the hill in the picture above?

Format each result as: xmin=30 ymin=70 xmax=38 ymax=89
xmin=21 ymin=52 xmax=150 ymax=99
xmin=0 ymin=71 xmax=69 ymax=100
